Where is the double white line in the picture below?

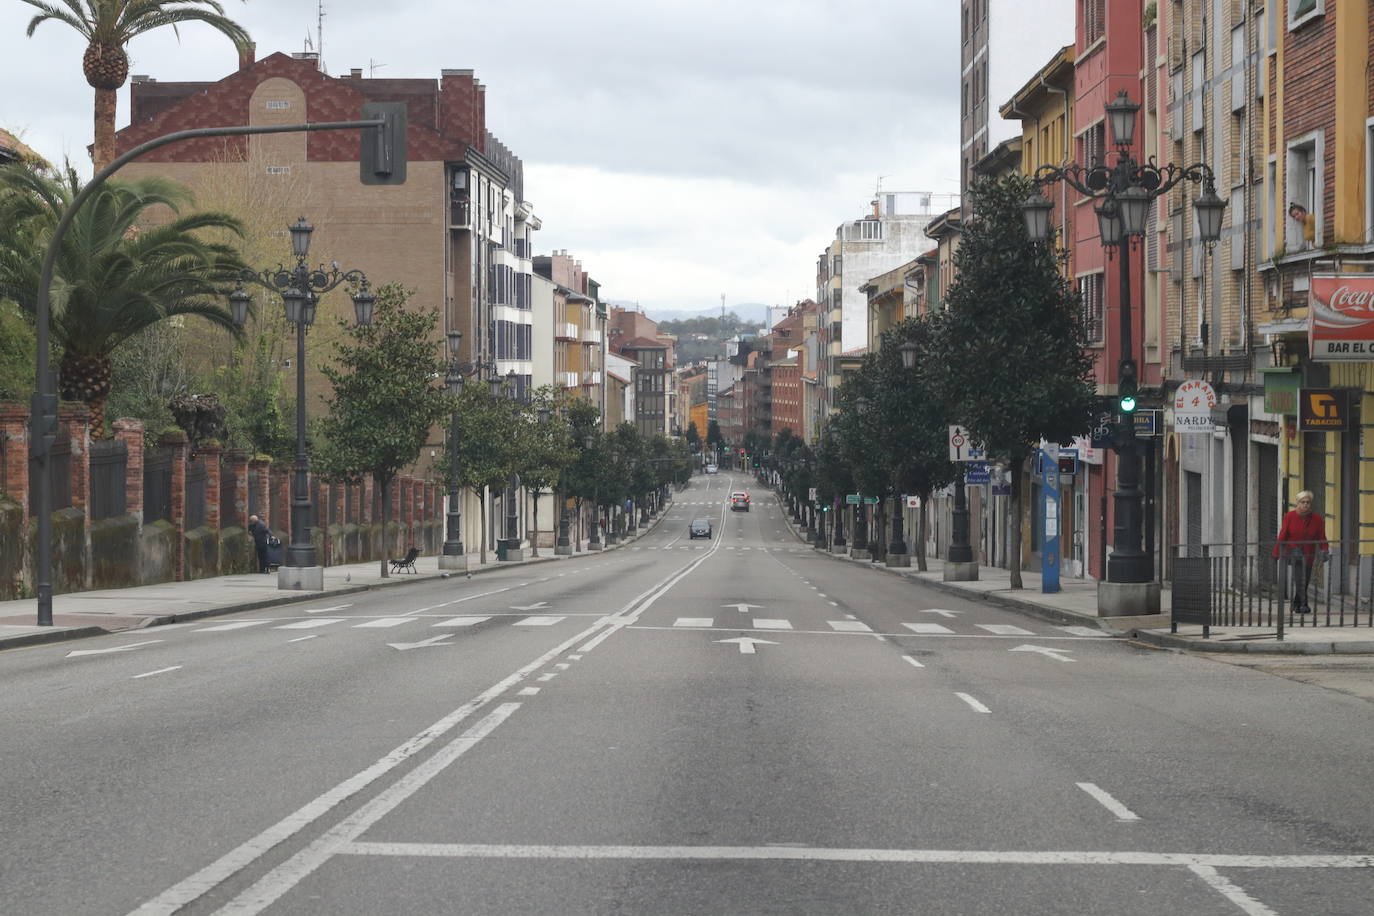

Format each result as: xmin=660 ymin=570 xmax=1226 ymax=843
xmin=131 ymin=506 xmax=727 ymax=916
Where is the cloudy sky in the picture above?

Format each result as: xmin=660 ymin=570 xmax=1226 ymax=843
xmin=1 ymin=0 xmax=1070 ymax=319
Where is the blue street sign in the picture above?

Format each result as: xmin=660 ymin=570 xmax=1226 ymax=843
xmin=965 ymin=461 xmax=990 ymax=485
xmin=1038 ymin=448 xmax=1061 ymax=595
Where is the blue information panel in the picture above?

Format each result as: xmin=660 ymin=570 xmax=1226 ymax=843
xmin=1038 ymin=448 xmax=1061 ymax=594
xmin=965 ymin=461 xmax=990 ymax=485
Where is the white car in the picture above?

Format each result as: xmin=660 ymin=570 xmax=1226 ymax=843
xmin=706 ymin=464 xmax=718 ymax=474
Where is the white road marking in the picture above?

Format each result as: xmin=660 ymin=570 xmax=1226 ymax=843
xmin=828 ymin=601 xmax=839 ymax=607
xmin=336 ymin=842 xmax=1374 ymax=869
xmin=955 ymin=693 xmax=991 ymax=714
xmin=977 ymin=624 xmax=1034 ymax=636
xmin=196 ymin=621 xmax=270 ymax=632
xmin=353 ymin=618 xmax=414 ymax=629
xmin=1011 ymin=644 xmax=1076 ymax=663
xmin=66 ymin=640 xmax=162 ymax=658
xmin=828 ymin=620 xmax=872 ymax=632
xmin=554 ymin=663 xmax=571 ymax=670
xmin=1057 ymin=626 xmax=1108 ymax=637
xmin=904 ymin=623 xmax=954 ymax=635
xmin=212 ymin=705 xmax=521 ymax=916
xmin=132 ymin=666 xmax=182 ymax=679
xmin=517 ymin=687 xmax=540 ymax=696
xmin=537 ymin=673 xmax=558 ymax=682
xmin=921 ymin=609 xmax=961 ymax=618
xmin=1077 ymin=782 xmax=1140 ymax=821
xmin=1187 ymin=865 xmax=1279 ymax=916
xmin=752 ymin=619 xmax=792 ymax=630
xmin=274 ymin=618 xmax=344 ymax=630
xmin=286 ymin=635 xmax=318 ymax=644
xmin=514 ymin=616 xmax=566 ymax=627
xmin=901 ymin=656 xmax=925 ymax=669
xmin=432 ymin=616 xmax=491 ymax=627
xmin=304 ymin=604 xmax=352 ymax=614
xmin=716 ymin=637 xmax=777 ymax=655
xmin=674 ymin=618 xmax=714 ymax=628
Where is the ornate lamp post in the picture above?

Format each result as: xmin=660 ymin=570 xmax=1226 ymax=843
xmin=229 ymin=216 xmax=376 ymax=589
xmin=439 ymin=330 xmax=494 ymax=571
xmin=1023 ymin=91 xmax=1225 ymax=606
xmin=884 ymin=340 xmax=918 ymax=567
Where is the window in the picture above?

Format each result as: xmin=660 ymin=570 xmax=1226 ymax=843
xmin=1286 ymin=132 xmax=1323 ymax=249
xmin=1078 ymin=273 xmax=1104 ymax=344
xmin=1230 ymin=26 xmax=1245 ymax=113
xmin=265 ymin=100 xmax=290 ymax=110
xmin=833 ymin=255 xmax=842 ymax=276
xmin=1078 ymin=121 xmax=1105 ymax=168
xmin=1289 ymin=0 xmax=1322 ymax=30
xmin=1191 ymin=52 xmax=1205 ymax=131
xmin=1082 ymin=0 xmax=1105 ymax=45
xmin=1230 ymin=187 xmax=1245 ymax=271
xmin=1265 ymin=157 xmax=1277 ymax=259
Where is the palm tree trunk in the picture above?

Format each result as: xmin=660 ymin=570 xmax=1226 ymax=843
xmin=93 ymin=87 xmax=117 ymax=172
xmin=88 ymin=394 xmax=107 ymax=442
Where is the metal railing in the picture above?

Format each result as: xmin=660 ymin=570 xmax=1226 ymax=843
xmin=88 ymin=439 xmax=127 ymax=521
xmin=1171 ymin=539 xmax=1374 ymax=640
xmin=185 ymin=460 xmax=207 ymax=531
xmin=143 ymin=447 xmax=173 ymax=524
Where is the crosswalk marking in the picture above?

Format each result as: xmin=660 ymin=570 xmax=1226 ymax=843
xmin=433 ymin=616 xmax=491 ymax=627
xmin=752 ymin=619 xmax=792 ymax=630
xmin=196 ymin=620 xmax=270 ymax=632
xmin=275 ymin=618 xmax=345 ymax=630
xmin=976 ymin=624 xmax=1034 ymax=636
xmin=674 ymin=618 xmax=714 ymax=628
xmin=514 ymin=616 xmax=566 ymax=626
xmin=827 ymin=620 xmax=872 ymax=632
xmin=1057 ymin=626 xmax=1107 ymax=637
xmin=353 ymin=618 xmax=414 ymax=629
xmin=904 ymin=622 xmax=954 ymax=634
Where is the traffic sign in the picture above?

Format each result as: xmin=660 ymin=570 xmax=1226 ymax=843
xmin=845 ymin=494 xmax=861 ymax=504
xmin=948 ymin=425 xmax=986 ymax=462
xmin=862 ymin=496 xmax=879 ymax=505
xmin=965 ymin=461 xmax=990 ymax=485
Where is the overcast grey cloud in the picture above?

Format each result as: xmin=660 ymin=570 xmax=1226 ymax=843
xmin=0 ymin=1 xmax=1066 ymax=316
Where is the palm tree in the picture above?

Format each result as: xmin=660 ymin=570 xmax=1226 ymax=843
xmin=19 ymin=1 xmax=252 ymax=172
xmin=0 ymin=163 xmax=247 ymax=436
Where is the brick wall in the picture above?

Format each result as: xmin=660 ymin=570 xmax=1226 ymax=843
xmin=1283 ymin=12 xmax=1337 ymax=241
xmin=112 ymin=419 xmax=144 ymax=518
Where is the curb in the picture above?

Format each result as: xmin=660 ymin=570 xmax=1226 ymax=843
xmin=1128 ymin=627 xmax=1374 ymax=655
xmin=0 ymin=625 xmax=110 ymax=650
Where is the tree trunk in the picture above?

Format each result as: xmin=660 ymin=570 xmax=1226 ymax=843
xmin=1008 ymin=460 xmax=1023 ymax=589
xmin=532 ymin=490 xmax=539 ymax=556
xmin=93 ymin=87 xmax=117 ymax=172
xmin=378 ymin=474 xmax=390 ymax=578
xmin=478 ymin=493 xmax=487 ymax=564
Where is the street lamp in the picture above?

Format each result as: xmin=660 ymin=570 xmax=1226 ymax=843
xmin=439 ymin=330 xmax=493 ymax=570
xmin=531 ymin=405 xmax=551 ymax=558
xmin=229 ymin=216 xmax=376 ymax=588
xmin=1023 ymin=91 xmax=1224 ymax=595
xmin=584 ymin=433 xmax=602 ymax=550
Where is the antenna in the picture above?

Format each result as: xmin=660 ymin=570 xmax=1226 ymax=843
xmin=317 ymin=0 xmax=327 ymax=73
xmin=369 ymin=59 xmax=387 ymax=77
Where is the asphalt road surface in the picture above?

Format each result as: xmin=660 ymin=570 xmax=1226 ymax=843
xmin=2 ymin=473 xmax=1371 ymax=915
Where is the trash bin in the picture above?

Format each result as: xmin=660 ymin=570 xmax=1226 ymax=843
xmin=495 ymin=538 xmax=509 ymax=561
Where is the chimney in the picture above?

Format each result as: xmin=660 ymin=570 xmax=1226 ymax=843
xmin=238 ymin=42 xmax=255 ymax=72
xmin=349 ymin=68 xmax=363 ymax=79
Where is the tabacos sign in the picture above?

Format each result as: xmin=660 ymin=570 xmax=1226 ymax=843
xmin=1310 ymin=275 xmax=1374 ymax=360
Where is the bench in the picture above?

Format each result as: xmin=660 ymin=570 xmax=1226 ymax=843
xmin=389 ymin=546 xmax=419 ymax=574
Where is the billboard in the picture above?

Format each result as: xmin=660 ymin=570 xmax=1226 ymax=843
xmin=1310 ymin=275 xmax=1374 ymax=361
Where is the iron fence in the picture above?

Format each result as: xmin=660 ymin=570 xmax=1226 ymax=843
xmin=185 ymin=459 xmax=207 ymax=531
xmin=247 ymin=469 xmax=261 ymax=518
xmin=1171 ymin=539 xmax=1374 ymax=640
xmin=29 ymin=433 xmax=71 ymax=515
xmin=220 ymin=462 xmax=238 ymax=528
xmin=88 ymin=438 xmax=127 ymax=520
xmin=144 ymin=447 xmax=172 ymax=524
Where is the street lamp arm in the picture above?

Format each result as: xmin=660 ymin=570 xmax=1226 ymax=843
xmin=238 ymin=264 xmax=371 ymax=297
xmin=1030 ymin=162 xmax=1114 ymax=200
xmin=1140 ymin=158 xmax=1219 ymax=197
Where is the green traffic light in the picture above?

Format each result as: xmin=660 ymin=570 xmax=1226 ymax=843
xmin=1120 ymin=394 xmax=1137 ymax=413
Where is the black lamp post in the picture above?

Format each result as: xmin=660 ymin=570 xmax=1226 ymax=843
xmin=1023 ymin=90 xmax=1225 ymax=587
xmin=440 ymin=330 xmax=494 ymax=569
xmin=583 ymin=433 xmax=602 ymax=550
xmin=888 ymin=340 xmax=919 ymax=561
xmin=531 ymin=405 xmax=550 ymax=557
xmin=229 ymin=217 xmax=375 ymax=583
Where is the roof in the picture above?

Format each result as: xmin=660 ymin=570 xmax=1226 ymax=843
xmin=1000 ymin=45 xmax=1076 ymax=120
xmin=618 ymin=336 xmax=668 ymax=350
xmin=0 ymin=128 xmax=48 ymax=167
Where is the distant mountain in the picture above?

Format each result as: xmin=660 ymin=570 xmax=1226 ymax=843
xmin=639 ymin=303 xmax=772 ymax=326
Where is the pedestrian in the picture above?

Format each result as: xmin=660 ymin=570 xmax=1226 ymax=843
xmin=248 ymin=514 xmax=271 ymax=574
xmin=1272 ymin=490 xmax=1329 ymax=614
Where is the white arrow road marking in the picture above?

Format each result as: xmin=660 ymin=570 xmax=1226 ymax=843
xmin=921 ymin=609 xmax=961 ymax=618
xmin=716 ymin=637 xmax=778 ymax=655
xmin=510 ymin=602 xmax=550 ymax=611
xmin=721 ymin=603 xmax=763 ymax=613
xmin=132 ymin=666 xmax=182 ymax=679
xmin=1010 ymin=644 xmax=1076 ymax=663
xmin=1076 ymin=783 xmax=1140 ymax=821
xmin=387 ymin=634 xmax=455 ymax=651
xmin=66 ymin=640 xmax=162 ymax=658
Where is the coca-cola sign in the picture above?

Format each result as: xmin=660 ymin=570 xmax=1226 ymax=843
xmin=1310 ymin=275 xmax=1374 ymax=361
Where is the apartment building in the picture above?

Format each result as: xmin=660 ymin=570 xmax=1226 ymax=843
xmin=533 ymin=250 xmax=606 ymax=421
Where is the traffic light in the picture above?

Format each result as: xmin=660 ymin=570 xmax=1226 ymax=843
xmin=1117 ymin=359 xmax=1138 ymax=414
xmin=360 ymin=102 xmax=408 ymax=185
xmin=29 ymin=391 xmax=58 ymax=458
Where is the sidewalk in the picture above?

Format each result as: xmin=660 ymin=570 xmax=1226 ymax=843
xmin=774 ymin=503 xmax=1374 ymax=656
xmin=0 ymin=500 xmax=674 ymax=652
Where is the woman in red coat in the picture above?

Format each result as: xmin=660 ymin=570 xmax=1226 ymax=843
xmin=1272 ymin=490 xmax=1329 ymax=613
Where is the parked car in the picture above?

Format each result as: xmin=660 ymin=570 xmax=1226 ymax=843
xmin=730 ymin=491 xmax=750 ymax=512
xmin=706 ymin=464 xmax=718 ymax=474
xmin=689 ymin=518 xmax=713 ymax=539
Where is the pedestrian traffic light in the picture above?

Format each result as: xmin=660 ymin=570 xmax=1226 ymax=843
xmin=29 ymin=390 xmax=58 ymax=458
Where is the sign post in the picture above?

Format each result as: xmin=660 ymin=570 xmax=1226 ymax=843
xmin=1038 ymin=447 xmax=1061 ymax=594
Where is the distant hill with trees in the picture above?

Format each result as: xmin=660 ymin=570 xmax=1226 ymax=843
xmin=657 ymin=311 xmax=766 ymax=363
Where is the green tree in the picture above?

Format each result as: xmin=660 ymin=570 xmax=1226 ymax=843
xmin=706 ymin=419 xmax=723 ymax=449
xmin=313 ymin=285 xmax=454 ymax=578
xmin=0 ymin=298 xmax=38 ymax=402
xmin=520 ymin=387 xmax=578 ymax=551
xmin=0 ymin=164 xmax=247 ymax=436
xmin=557 ymin=399 xmax=603 ymax=546
xmin=684 ymin=421 xmax=701 ymax=451
xmin=443 ymin=381 xmax=524 ymax=563
xmin=19 ymin=0 xmax=251 ymax=173
xmin=930 ymin=174 xmax=1097 ymax=587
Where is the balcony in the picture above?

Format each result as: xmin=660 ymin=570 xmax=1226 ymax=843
xmin=555 ymin=322 xmax=579 ymax=341
xmin=558 ymin=371 xmax=580 ymax=389
xmin=449 ymin=197 xmax=470 ymax=228
xmin=581 ymin=327 xmax=602 ymax=344
xmin=582 ymin=370 xmax=602 ymax=386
